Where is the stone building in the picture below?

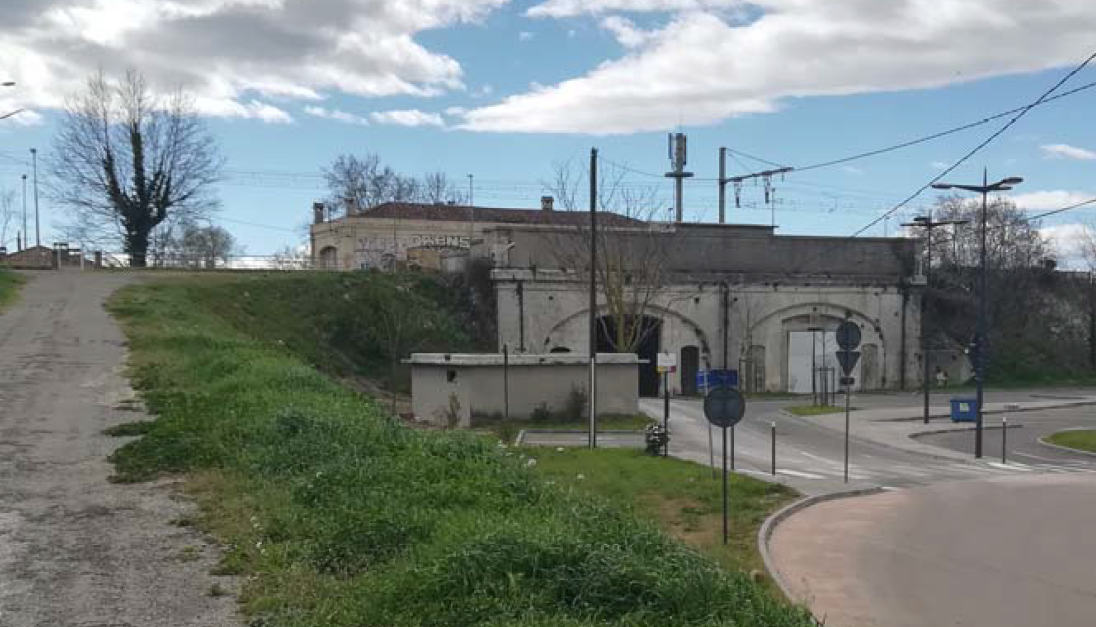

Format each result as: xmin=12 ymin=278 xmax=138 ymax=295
xmin=482 ymin=222 xmax=923 ymax=396
xmin=309 ymin=197 xmax=641 ymax=271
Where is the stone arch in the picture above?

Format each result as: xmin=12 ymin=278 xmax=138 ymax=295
xmin=747 ymin=302 xmax=884 ymax=393
xmin=318 ymin=246 xmax=338 ymax=270
xmin=541 ymin=304 xmax=712 ymax=358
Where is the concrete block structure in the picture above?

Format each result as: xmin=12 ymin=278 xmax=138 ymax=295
xmin=406 ymin=353 xmax=641 ymax=427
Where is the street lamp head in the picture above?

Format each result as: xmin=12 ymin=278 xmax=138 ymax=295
xmin=931 ymin=183 xmax=953 ymax=190
xmin=1 ymin=82 xmax=15 ymax=87
xmin=1000 ymin=177 xmax=1023 ymax=186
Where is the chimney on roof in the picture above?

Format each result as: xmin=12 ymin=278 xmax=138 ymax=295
xmin=312 ymin=202 xmax=326 ymax=224
xmin=344 ymin=196 xmax=359 ymax=216
xmin=541 ymin=196 xmax=554 ymax=212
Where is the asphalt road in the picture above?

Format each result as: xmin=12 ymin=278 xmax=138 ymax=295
xmin=770 ymin=473 xmax=1096 ymax=627
xmin=0 ymin=271 xmax=237 ymax=626
xmin=917 ymin=404 xmax=1096 ymax=465
xmin=638 ymin=396 xmax=1096 ymax=495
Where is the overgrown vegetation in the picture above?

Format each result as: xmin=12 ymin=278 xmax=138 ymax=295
xmin=106 ymin=276 xmax=814 ymax=627
xmin=531 ymin=448 xmax=798 ymax=582
xmin=1046 ymin=429 xmax=1096 ymax=453
xmin=0 ymin=269 xmax=25 ymax=311
xmin=176 ymin=269 xmax=494 ymax=393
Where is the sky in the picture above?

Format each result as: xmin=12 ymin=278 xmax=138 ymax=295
xmin=1 ymin=0 xmax=1095 ymax=263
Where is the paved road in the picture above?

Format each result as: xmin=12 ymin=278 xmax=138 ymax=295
xmin=0 ymin=272 xmax=236 ymax=626
xmin=918 ymin=405 xmax=1096 ymax=467
xmin=770 ymin=473 xmax=1096 ymax=627
xmin=639 ymin=397 xmax=1096 ymax=495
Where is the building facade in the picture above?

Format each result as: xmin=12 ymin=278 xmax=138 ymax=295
xmin=309 ymin=198 xmax=640 ymax=271
xmin=484 ymin=223 xmax=924 ymax=395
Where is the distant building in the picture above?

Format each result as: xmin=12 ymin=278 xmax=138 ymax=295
xmin=309 ymin=197 xmax=640 ymax=271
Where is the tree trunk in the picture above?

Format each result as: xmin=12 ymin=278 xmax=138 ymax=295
xmin=127 ymin=230 xmax=149 ymax=268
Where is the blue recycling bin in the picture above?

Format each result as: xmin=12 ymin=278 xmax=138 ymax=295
xmin=950 ymin=398 xmax=978 ymax=422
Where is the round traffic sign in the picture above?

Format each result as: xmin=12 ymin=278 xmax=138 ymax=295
xmin=703 ymin=386 xmax=746 ymax=429
xmin=836 ymin=321 xmax=862 ymax=350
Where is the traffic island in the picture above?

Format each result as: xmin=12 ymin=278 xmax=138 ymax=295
xmin=1041 ymin=429 xmax=1096 ymax=457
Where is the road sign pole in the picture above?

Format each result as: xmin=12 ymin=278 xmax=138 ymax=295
xmin=844 ymin=387 xmax=851 ymax=484
xmin=663 ymin=371 xmax=670 ymax=457
xmin=1002 ymin=416 xmax=1007 ymax=464
xmin=770 ymin=421 xmax=776 ymax=476
xmin=730 ymin=425 xmax=735 ymax=470
xmin=722 ymin=425 xmax=728 ymax=545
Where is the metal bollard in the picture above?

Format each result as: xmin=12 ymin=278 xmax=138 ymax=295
xmin=1002 ymin=416 xmax=1007 ymax=464
xmin=770 ymin=421 xmax=776 ymax=476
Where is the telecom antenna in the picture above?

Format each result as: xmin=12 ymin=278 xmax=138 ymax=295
xmin=665 ymin=133 xmax=693 ymax=222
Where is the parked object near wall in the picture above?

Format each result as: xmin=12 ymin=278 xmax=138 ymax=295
xmin=406 ymin=352 xmax=641 ymax=427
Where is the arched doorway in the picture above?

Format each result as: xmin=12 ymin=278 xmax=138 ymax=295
xmin=597 ymin=315 xmax=662 ymax=397
xmin=318 ymin=246 xmax=338 ymax=270
xmin=680 ymin=345 xmax=700 ymax=396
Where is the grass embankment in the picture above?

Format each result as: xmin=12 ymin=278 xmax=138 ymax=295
xmin=0 ymin=269 xmax=25 ymax=311
xmin=107 ymin=277 xmax=813 ymax=627
xmin=1046 ymin=430 xmax=1096 ymax=454
xmin=531 ymin=448 xmax=797 ymax=579
xmin=180 ymin=271 xmax=491 ymax=393
xmin=477 ymin=413 xmax=655 ymax=443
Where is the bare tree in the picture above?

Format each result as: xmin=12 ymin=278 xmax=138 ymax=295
xmin=541 ymin=158 xmax=676 ymax=353
xmin=0 ymin=188 xmax=16 ymax=251
xmin=49 ymin=71 xmax=222 ymax=266
xmin=165 ymin=222 xmax=239 ymax=268
xmin=420 ymin=171 xmax=466 ymax=205
xmin=322 ymin=153 xmax=419 ymax=216
xmin=928 ymin=195 xmax=1050 ymax=271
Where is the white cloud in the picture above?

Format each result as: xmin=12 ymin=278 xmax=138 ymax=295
xmin=600 ymin=16 xmax=651 ymax=48
xmin=528 ymin=0 xmax=741 ymax=18
xmin=1010 ymin=190 xmax=1094 ymax=211
xmin=930 ymin=161 xmax=950 ymax=170
xmin=1040 ymin=143 xmax=1096 ymax=160
xmin=467 ymin=1 xmax=1096 ymax=134
xmin=0 ymin=0 xmax=508 ymax=123
xmin=0 ymin=109 xmax=44 ymax=126
xmin=370 ymin=109 xmax=446 ymax=127
xmin=1039 ymin=222 xmax=1090 ymax=269
xmin=519 ymin=31 xmax=535 ymax=41
xmin=304 ymin=105 xmax=369 ymax=126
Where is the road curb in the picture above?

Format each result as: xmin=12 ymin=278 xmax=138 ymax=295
xmin=910 ymin=423 xmax=1023 ymax=438
xmin=514 ymin=429 xmax=645 ymax=446
xmin=877 ymin=398 xmax=1096 ymax=423
xmin=1036 ymin=430 xmax=1096 ymax=459
xmin=758 ymin=487 xmax=884 ymax=607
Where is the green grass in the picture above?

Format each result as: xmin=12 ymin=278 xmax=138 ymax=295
xmin=530 ymin=448 xmax=798 ymax=582
xmin=784 ymin=405 xmax=856 ymax=417
xmin=0 ymin=269 xmax=25 ymax=311
xmin=1046 ymin=430 xmax=1096 ymax=453
xmin=106 ymin=276 xmax=814 ymax=627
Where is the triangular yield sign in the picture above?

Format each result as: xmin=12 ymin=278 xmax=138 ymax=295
xmin=836 ymin=350 xmax=860 ymax=375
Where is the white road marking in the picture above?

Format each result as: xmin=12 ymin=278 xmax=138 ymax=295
xmin=778 ymin=469 xmax=827 ymax=479
xmin=987 ymin=461 xmax=1032 ymax=472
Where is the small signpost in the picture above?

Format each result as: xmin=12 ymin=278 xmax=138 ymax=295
xmin=704 ymin=385 xmax=746 ymax=545
xmin=657 ymin=353 xmax=677 ymax=456
xmin=835 ymin=317 xmax=861 ymax=484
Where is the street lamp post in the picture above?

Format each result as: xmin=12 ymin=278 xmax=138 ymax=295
xmin=31 ymin=148 xmax=40 ymax=248
xmin=0 ymin=81 xmax=22 ymax=121
xmin=902 ymin=214 xmax=969 ymax=425
xmin=931 ymin=170 xmax=1023 ymax=458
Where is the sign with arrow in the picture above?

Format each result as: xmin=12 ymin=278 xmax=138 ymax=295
xmin=835 ymin=320 xmax=861 ymax=376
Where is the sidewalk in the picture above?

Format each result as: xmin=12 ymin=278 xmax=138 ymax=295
xmin=787 ymin=394 xmax=1096 ymax=461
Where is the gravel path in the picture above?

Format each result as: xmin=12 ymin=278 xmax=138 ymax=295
xmin=0 ymin=271 xmax=237 ymax=627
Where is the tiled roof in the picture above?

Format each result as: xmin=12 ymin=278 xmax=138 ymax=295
xmin=345 ymin=202 xmax=645 ymax=227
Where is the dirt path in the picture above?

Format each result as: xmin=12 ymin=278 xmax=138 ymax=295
xmin=0 ymin=271 xmax=237 ymax=627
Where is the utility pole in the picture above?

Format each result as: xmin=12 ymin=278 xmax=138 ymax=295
xmin=902 ymin=214 xmax=968 ymax=425
xmin=718 ymin=147 xmax=727 ymax=224
xmin=727 ymin=166 xmax=794 ymax=228
xmin=21 ymin=174 xmax=27 ymax=252
xmin=467 ymin=174 xmax=474 ymax=249
xmin=588 ymin=148 xmax=598 ymax=449
xmin=31 ymin=148 xmax=39 ymax=247
xmin=932 ymin=171 xmax=1023 ymax=458
xmin=665 ymin=133 xmax=693 ymax=222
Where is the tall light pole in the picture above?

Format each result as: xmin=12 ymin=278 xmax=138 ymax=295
xmin=30 ymin=148 xmax=40 ymax=247
xmin=902 ymin=214 xmax=969 ymax=425
xmin=932 ymin=171 xmax=1023 ymax=458
xmin=21 ymin=174 xmax=27 ymax=252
